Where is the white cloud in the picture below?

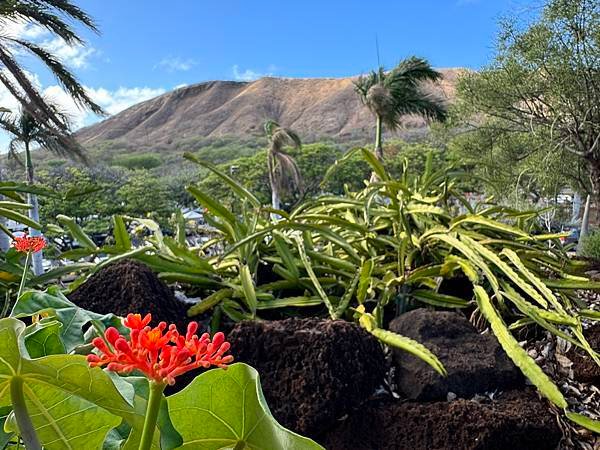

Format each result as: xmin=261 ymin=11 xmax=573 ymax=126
xmin=2 ymin=18 xmax=97 ymax=70
xmin=232 ymin=64 xmax=276 ymax=81
xmin=87 ymin=86 xmax=166 ymax=116
xmin=156 ymin=57 xmax=197 ymax=73
xmin=41 ymin=37 xmax=96 ymax=69
xmin=2 ymin=19 xmax=48 ymax=41
xmin=0 ymin=82 xmax=165 ymax=150
xmin=42 ymin=85 xmax=166 ymax=127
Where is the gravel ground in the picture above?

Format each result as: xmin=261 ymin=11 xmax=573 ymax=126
xmin=523 ymin=290 xmax=600 ymax=450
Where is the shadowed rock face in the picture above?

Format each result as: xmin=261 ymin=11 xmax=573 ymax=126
xmin=390 ymin=308 xmax=524 ymax=401
xmin=76 ymin=70 xmax=463 ymax=151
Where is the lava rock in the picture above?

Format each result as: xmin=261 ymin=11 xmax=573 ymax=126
xmin=390 ymin=308 xmax=523 ymax=400
xmin=322 ymin=389 xmax=561 ymax=450
xmin=227 ymin=318 xmax=386 ymax=438
xmin=68 ymin=259 xmax=189 ymax=330
xmin=568 ymin=325 xmax=600 ymax=383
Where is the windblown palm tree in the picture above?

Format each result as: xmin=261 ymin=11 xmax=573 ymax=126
xmin=264 ymin=120 xmax=303 ymax=211
xmin=0 ymin=107 xmax=83 ymax=274
xmin=354 ymin=57 xmax=447 ymax=162
xmin=0 ymin=0 xmax=103 ymax=152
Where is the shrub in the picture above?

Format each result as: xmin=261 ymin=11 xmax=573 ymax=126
xmin=580 ymin=229 xmax=600 ymax=260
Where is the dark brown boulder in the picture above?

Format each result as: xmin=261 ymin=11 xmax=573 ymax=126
xmin=322 ymin=389 xmax=561 ymax=450
xmin=68 ymin=259 xmax=189 ymax=330
xmin=390 ymin=308 xmax=523 ymax=400
xmin=227 ymin=318 xmax=386 ymax=438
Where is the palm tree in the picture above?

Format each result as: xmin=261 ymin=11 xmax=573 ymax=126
xmin=0 ymin=107 xmax=10 ymax=252
xmin=354 ymin=57 xmax=447 ymax=162
xmin=0 ymin=0 xmax=103 ymax=150
xmin=0 ymin=107 xmax=83 ymax=274
xmin=264 ymin=120 xmax=303 ymax=211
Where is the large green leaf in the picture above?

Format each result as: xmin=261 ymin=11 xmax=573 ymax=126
xmin=0 ymin=318 xmax=122 ymax=450
xmin=0 ymin=318 xmax=181 ymax=450
xmin=167 ymin=363 xmax=323 ymax=450
xmin=22 ymin=318 xmax=66 ymax=358
xmin=10 ymin=287 xmax=120 ymax=352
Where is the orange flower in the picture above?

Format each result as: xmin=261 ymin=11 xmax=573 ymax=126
xmin=87 ymin=313 xmax=233 ymax=385
xmin=12 ymin=235 xmax=46 ymax=253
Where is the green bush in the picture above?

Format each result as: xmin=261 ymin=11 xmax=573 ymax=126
xmin=111 ymin=153 xmax=163 ymax=170
xmin=580 ymin=230 xmax=600 ymax=260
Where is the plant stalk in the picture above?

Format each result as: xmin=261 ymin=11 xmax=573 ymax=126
xmin=10 ymin=376 xmax=41 ymax=450
xmin=138 ymin=381 xmax=166 ymax=450
xmin=16 ymin=251 xmax=31 ymax=301
xmin=374 ymin=114 xmax=383 ymax=160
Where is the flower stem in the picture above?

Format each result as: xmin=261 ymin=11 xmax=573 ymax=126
xmin=16 ymin=251 xmax=31 ymax=301
xmin=139 ymin=381 xmax=166 ymax=450
xmin=10 ymin=376 xmax=41 ymax=450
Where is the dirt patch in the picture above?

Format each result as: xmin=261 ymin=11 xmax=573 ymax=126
xmin=568 ymin=325 xmax=600 ymax=383
xmin=227 ymin=318 xmax=386 ymax=438
xmin=322 ymin=389 xmax=561 ymax=450
xmin=68 ymin=259 xmax=189 ymax=330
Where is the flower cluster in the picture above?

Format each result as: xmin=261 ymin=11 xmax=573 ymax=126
xmin=12 ymin=235 xmax=46 ymax=253
xmin=87 ymin=313 xmax=233 ymax=385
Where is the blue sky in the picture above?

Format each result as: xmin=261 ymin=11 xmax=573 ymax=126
xmin=79 ymin=0 xmax=537 ymax=87
xmin=1 ymin=0 xmax=541 ymax=138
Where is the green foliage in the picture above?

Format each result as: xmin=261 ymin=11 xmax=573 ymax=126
xmin=447 ymin=121 xmax=588 ymax=201
xmin=579 ymin=229 xmax=600 ymax=260
xmin=197 ymin=140 xmax=451 ymax=209
xmin=178 ymin=150 xmax=600 ymax=431
xmin=0 ymin=311 xmax=321 ymax=449
xmin=453 ymin=0 xmax=600 ymax=200
xmin=168 ymin=363 xmax=323 ymax=449
xmin=37 ymin=166 xmax=123 ymax=231
xmin=11 ymin=287 xmax=121 ymax=352
xmin=36 ymin=166 xmax=179 ymax=232
xmin=116 ymin=171 xmax=177 ymax=227
xmin=112 ymin=153 xmax=163 ymax=170
xmin=0 ymin=317 xmax=178 ymax=450
xmin=48 ymin=151 xmax=600 ymax=432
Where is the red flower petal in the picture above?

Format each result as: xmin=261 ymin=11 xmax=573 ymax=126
xmin=87 ymin=312 xmax=233 ymax=385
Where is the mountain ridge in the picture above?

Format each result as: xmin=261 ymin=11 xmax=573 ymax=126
xmin=75 ymin=69 xmax=464 ymax=152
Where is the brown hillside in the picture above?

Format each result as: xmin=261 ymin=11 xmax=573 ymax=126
xmin=76 ymin=69 xmax=464 ymax=151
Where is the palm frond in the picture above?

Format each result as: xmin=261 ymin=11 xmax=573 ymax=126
xmin=354 ymin=56 xmax=447 ymax=131
xmin=10 ymin=38 xmax=103 ymax=114
xmin=272 ymin=151 xmax=303 ymax=195
xmin=3 ymin=0 xmax=98 ymax=43
xmin=7 ymin=140 xmax=24 ymax=167
xmin=0 ymin=0 xmax=104 ymax=125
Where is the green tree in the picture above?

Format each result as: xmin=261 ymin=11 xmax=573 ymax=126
xmin=0 ymin=109 xmax=85 ymax=273
xmin=116 ymin=171 xmax=177 ymax=228
xmin=455 ymin=0 xmax=600 ymax=207
xmin=37 ymin=166 xmax=124 ymax=231
xmin=264 ymin=121 xmax=303 ymax=210
xmin=354 ymin=57 xmax=447 ymax=166
xmin=197 ymin=141 xmax=454 ymax=207
xmin=111 ymin=153 xmax=163 ymax=170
